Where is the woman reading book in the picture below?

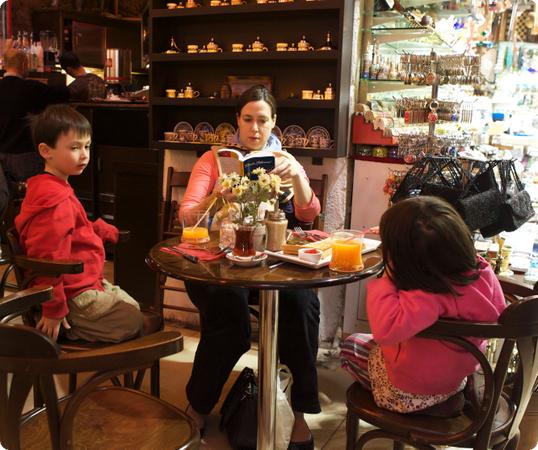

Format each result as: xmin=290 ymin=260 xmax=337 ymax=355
xmin=180 ymin=85 xmax=321 ymax=450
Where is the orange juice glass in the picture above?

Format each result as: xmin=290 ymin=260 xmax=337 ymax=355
xmin=181 ymin=211 xmax=210 ymax=244
xmin=329 ymin=230 xmax=364 ymax=272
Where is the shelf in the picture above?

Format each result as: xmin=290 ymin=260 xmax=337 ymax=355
xmin=151 ymin=0 xmax=342 ymax=18
xmin=353 ymin=155 xmax=406 ymax=164
xmin=152 ymin=140 xmax=335 ymax=158
xmin=363 ymin=79 xmax=428 ymax=93
xmin=151 ymin=97 xmax=337 ymax=108
xmin=150 ymin=50 xmax=338 ymax=62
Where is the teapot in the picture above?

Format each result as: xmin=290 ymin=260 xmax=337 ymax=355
xmin=184 ymin=82 xmax=200 ymax=98
xmin=206 ymin=38 xmax=223 ymax=53
xmin=251 ymin=36 xmax=268 ymax=52
xmin=297 ymin=35 xmax=314 ymax=51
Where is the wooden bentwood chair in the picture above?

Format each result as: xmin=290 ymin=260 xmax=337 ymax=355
xmin=346 ymin=293 xmax=538 ymax=450
xmin=5 ymin=227 xmax=166 ymax=397
xmin=0 ymin=285 xmax=200 ymax=450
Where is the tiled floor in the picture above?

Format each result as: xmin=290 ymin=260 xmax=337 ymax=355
xmin=158 ymin=323 xmax=362 ymax=449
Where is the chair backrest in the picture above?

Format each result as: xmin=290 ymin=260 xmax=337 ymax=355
xmin=161 ymin=167 xmax=191 ymax=239
xmin=5 ymin=227 xmax=27 ymax=290
xmin=309 ymin=174 xmax=328 ymax=231
xmin=416 ymin=295 xmax=538 ymax=448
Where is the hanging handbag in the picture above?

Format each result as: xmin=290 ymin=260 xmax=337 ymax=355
xmin=501 ymin=160 xmax=535 ymax=231
xmin=421 ymin=158 xmax=464 ymax=204
xmin=456 ymin=161 xmax=503 ymax=231
xmin=480 ymin=160 xmax=535 ymax=237
xmin=220 ymin=367 xmax=257 ymax=450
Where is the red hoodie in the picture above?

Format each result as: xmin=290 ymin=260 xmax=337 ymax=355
xmin=15 ymin=173 xmax=118 ymax=319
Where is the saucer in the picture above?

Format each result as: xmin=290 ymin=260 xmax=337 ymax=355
xmin=226 ymin=251 xmax=267 ymax=267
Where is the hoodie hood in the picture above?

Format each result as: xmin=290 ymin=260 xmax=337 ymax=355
xmin=231 ymin=132 xmax=282 ymax=152
xmin=16 ymin=173 xmax=73 ymax=231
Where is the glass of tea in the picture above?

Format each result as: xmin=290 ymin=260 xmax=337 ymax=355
xmin=181 ymin=211 xmax=210 ymax=244
xmin=233 ymin=224 xmax=256 ymax=257
xmin=329 ymin=230 xmax=364 ymax=272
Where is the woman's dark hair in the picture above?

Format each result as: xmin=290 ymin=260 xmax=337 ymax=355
xmin=236 ymin=85 xmax=277 ymax=118
xmin=32 ymin=104 xmax=91 ymax=149
xmin=380 ymin=196 xmax=479 ymax=294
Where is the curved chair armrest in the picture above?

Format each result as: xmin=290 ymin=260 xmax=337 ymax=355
xmin=0 ymin=331 xmax=183 ymax=375
xmin=14 ymin=255 xmax=83 ymax=276
xmin=0 ymin=286 xmax=52 ymax=320
xmin=55 ymin=331 xmax=183 ymax=373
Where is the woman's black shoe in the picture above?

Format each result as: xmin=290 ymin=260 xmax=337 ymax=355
xmin=287 ymin=436 xmax=314 ymax=450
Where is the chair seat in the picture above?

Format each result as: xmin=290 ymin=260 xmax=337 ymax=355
xmin=21 ymin=386 xmax=200 ymax=450
xmin=58 ymin=310 xmax=164 ymax=352
xmin=347 ymin=382 xmax=514 ymax=446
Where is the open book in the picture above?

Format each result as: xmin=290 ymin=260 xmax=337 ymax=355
xmin=216 ymin=147 xmax=275 ymax=180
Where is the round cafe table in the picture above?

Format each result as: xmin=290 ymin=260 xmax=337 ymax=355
xmin=146 ymin=237 xmax=383 ymax=450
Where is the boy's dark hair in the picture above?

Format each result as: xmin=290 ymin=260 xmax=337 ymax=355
xmin=32 ymin=104 xmax=91 ymax=149
xmin=59 ymin=51 xmax=82 ymax=71
xmin=236 ymin=85 xmax=277 ymax=118
xmin=380 ymin=196 xmax=479 ymax=294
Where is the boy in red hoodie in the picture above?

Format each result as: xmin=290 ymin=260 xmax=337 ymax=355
xmin=15 ymin=104 xmax=144 ymax=342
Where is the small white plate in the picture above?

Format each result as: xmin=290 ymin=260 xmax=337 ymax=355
xmin=226 ymin=251 xmax=267 ymax=267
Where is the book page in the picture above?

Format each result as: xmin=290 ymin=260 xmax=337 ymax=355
xmin=217 ymin=149 xmax=244 ymax=176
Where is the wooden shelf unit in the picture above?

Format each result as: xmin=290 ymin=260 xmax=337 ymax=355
xmin=149 ymin=0 xmax=355 ymax=158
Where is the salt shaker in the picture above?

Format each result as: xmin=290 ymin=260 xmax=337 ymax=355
xmin=265 ymin=209 xmax=288 ymax=252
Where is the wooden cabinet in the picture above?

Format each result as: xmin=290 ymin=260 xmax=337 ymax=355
xmin=149 ymin=0 xmax=355 ymax=158
xmin=71 ymin=103 xmax=161 ymax=309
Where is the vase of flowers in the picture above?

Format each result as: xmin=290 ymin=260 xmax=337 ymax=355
xmin=218 ymin=168 xmax=281 ymax=257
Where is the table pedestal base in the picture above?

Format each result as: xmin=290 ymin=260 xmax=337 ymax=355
xmin=257 ymin=289 xmax=279 ymax=450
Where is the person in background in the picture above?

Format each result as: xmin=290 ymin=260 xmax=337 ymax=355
xmin=0 ymin=47 xmax=69 ymax=182
xmin=60 ymin=51 xmax=105 ymax=101
xmin=341 ymin=196 xmax=506 ymax=413
xmin=15 ymin=104 xmax=143 ymax=343
xmin=180 ymin=86 xmax=320 ymax=450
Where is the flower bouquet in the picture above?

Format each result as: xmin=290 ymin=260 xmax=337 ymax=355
xmin=218 ymin=168 xmax=281 ymax=256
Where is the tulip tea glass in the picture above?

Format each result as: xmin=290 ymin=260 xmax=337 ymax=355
xmin=329 ymin=230 xmax=364 ymax=272
xmin=181 ymin=211 xmax=210 ymax=244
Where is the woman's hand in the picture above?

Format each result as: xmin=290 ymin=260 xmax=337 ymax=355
xmin=271 ymin=155 xmax=301 ymax=181
xmin=212 ymin=185 xmax=237 ymax=203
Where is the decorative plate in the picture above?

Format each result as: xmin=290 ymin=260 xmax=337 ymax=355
xmin=272 ymin=125 xmax=283 ymax=142
xmin=194 ymin=122 xmax=215 ymax=139
xmin=306 ymin=126 xmax=331 ymax=146
xmin=226 ymin=251 xmax=267 ymax=267
xmin=173 ymin=121 xmax=194 ymax=135
xmin=215 ymin=122 xmax=236 ymax=144
xmin=282 ymin=125 xmax=306 ymax=147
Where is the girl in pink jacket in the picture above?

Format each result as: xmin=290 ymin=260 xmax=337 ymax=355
xmin=341 ymin=196 xmax=506 ymax=413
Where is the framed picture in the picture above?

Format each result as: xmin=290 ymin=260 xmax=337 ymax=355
xmin=226 ymin=75 xmax=273 ymax=98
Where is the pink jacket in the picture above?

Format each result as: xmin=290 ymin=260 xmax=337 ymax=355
xmin=179 ymin=150 xmax=320 ymax=223
xmin=367 ymin=256 xmax=506 ymax=395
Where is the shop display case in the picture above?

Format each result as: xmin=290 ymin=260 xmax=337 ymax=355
xmin=149 ymin=0 xmax=354 ymax=159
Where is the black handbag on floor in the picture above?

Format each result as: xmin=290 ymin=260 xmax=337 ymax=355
xmin=220 ymin=367 xmax=257 ymax=450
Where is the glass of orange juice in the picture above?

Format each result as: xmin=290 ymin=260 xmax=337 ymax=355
xmin=181 ymin=210 xmax=210 ymax=244
xmin=329 ymin=230 xmax=364 ymax=272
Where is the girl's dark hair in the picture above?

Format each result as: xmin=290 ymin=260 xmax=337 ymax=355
xmin=236 ymin=85 xmax=277 ymax=118
xmin=380 ymin=196 xmax=479 ymax=294
xmin=32 ymin=104 xmax=91 ymax=149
